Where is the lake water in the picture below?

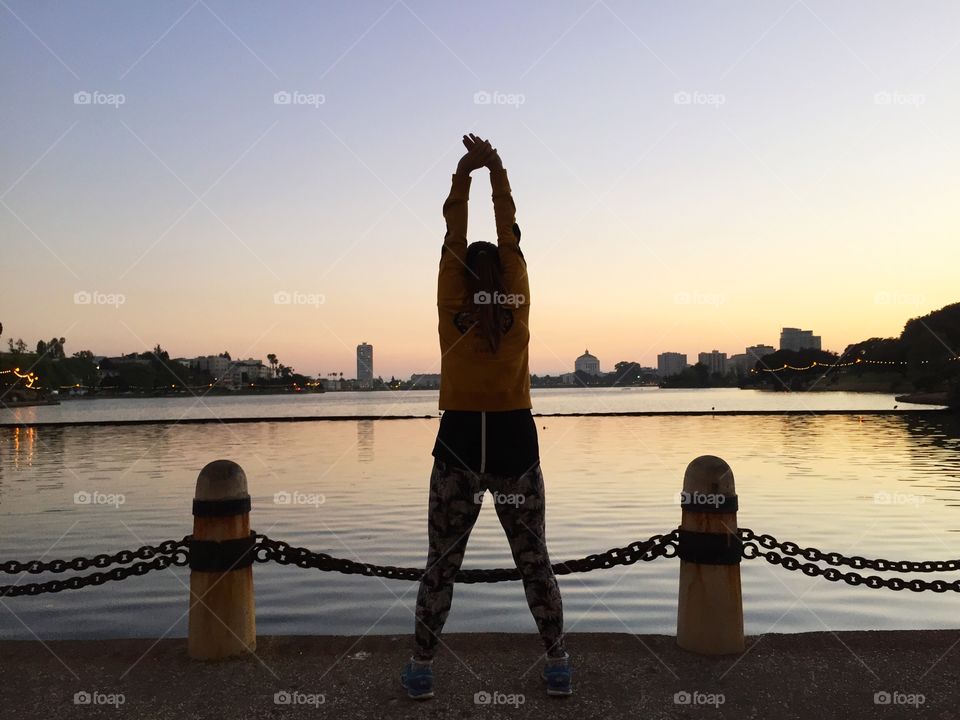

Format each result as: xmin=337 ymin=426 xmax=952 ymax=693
xmin=1 ymin=390 xmax=958 ymax=642
xmin=0 ymin=387 xmax=945 ymax=424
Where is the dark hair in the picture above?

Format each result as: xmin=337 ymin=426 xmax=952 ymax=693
xmin=465 ymin=241 xmax=506 ymax=354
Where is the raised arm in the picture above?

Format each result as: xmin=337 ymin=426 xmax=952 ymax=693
xmin=483 ymin=142 xmax=529 ymax=301
xmin=438 ymin=135 xmax=496 ymax=308
xmin=485 ymin=149 xmax=519 ymax=247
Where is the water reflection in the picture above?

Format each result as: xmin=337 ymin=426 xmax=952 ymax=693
xmin=357 ymin=420 xmax=374 ymax=463
xmin=3 ymin=414 xmax=960 ymax=640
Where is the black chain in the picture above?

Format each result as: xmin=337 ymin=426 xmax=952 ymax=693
xmin=254 ymin=530 xmax=679 ymax=583
xmin=7 ymin=527 xmax=960 ymax=597
xmin=1 ymin=538 xmax=190 ymax=576
xmin=0 ymin=539 xmax=190 ymax=598
xmin=739 ymin=528 xmax=960 ymax=592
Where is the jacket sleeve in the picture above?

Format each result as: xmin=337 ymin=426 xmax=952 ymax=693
xmin=437 ymin=173 xmax=471 ymax=308
xmin=490 ymin=168 xmax=529 ymax=302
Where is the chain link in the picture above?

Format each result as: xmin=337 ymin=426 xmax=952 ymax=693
xmin=0 ymin=538 xmax=190 ymax=597
xmin=1 ymin=538 xmax=190 ymax=576
xmin=739 ymin=528 xmax=960 ymax=592
xmin=254 ymin=530 xmax=679 ymax=583
xmin=6 ymin=528 xmax=960 ymax=597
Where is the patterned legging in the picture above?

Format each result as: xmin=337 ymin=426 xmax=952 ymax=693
xmin=413 ymin=458 xmax=566 ymax=660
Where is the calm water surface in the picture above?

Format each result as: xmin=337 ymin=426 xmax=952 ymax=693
xmin=2 ymin=404 xmax=959 ymax=641
xmin=0 ymin=387 xmax=944 ymax=424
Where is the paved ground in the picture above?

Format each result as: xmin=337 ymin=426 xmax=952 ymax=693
xmin=2 ymin=631 xmax=958 ymax=719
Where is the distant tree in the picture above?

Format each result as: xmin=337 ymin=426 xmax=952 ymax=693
xmin=267 ymin=353 xmax=278 ymax=377
xmin=36 ymin=340 xmax=47 ymax=355
xmin=14 ymin=338 xmax=26 ymax=354
xmin=219 ymin=351 xmax=231 ymax=360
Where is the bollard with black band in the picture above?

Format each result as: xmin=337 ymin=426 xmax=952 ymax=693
xmin=676 ymin=455 xmax=745 ymax=654
xmin=188 ymin=459 xmax=256 ymax=660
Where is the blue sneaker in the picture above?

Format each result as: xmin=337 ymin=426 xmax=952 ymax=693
xmin=541 ymin=655 xmax=572 ymax=696
xmin=400 ymin=659 xmax=434 ymax=700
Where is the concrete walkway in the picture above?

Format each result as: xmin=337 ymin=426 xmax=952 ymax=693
xmin=1 ymin=631 xmax=957 ymax=719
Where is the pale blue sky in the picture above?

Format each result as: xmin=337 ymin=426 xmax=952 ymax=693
xmin=2 ymin=1 xmax=958 ymax=378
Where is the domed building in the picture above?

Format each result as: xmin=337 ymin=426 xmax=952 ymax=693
xmin=575 ymin=349 xmax=600 ymax=375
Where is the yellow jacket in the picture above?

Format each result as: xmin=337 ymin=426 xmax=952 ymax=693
xmin=437 ymin=169 xmax=531 ymax=411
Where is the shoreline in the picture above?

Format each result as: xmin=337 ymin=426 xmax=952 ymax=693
xmin=1 ymin=631 xmax=955 ymax=719
xmin=0 ymin=407 xmax=952 ymax=429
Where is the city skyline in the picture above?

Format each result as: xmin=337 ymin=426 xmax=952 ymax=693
xmin=3 ymin=3 xmax=958 ymax=380
xmin=4 ymin=316 xmax=922 ymax=382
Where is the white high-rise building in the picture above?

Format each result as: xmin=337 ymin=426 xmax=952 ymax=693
xmin=698 ymin=350 xmax=728 ymax=375
xmin=657 ymin=352 xmax=687 ymax=377
xmin=357 ymin=343 xmax=374 ymax=389
xmin=780 ymin=328 xmax=822 ymax=352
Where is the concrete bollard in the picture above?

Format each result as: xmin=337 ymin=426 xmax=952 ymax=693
xmin=676 ymin=455 xmax=744 ymax=654
xmin=188 ymin=460 xmax=256 ymax=660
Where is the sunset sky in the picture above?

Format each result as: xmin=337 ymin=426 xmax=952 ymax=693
xmin=2 ymin=1 xmax=958 ymax=379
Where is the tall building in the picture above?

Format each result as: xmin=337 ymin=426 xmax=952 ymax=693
xmin=780 ymin=328 xmax=822 ymax=352
xmin=657 ymin=352 xmax=687 ymax=377
xmin=698 ymin=350 xmax=728 ymax=375
xmin=191 ymin=355 xmax=231 ymax=381
xmin=575 ymin=349 xmax=601 ymax=375
xmin=730 ymin=344 xmax=777 ymax=374
xmin=356 ymin=342 xmax=374 ymax=389
xmin=747 ymin=344 xmax=776 ymax=360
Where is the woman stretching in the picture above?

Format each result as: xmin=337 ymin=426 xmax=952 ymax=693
xmin=401 ymin=134 xmax=570 ymax=699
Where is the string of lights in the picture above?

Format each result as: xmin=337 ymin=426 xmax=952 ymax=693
xmin=753 ymin=356 xmax=960 ymax=374
xmin=0 ymin=368 xmax=38 ymax=388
